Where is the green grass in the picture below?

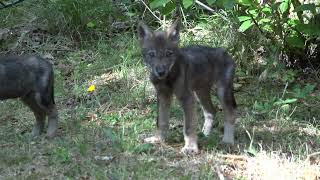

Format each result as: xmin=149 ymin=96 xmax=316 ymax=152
xmin=0 ymin=3 xmax=320 ymax=179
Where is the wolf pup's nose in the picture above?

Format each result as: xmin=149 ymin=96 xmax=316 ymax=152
xmin=156 ymin=66 xmax=166 ymax=78
xmin=157 ymin=70 xmax=165 ymax=77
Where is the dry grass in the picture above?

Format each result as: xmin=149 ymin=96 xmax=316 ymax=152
xmin=223 ymin=151 xmax=319 ymax=180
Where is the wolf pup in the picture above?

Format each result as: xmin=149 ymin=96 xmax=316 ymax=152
xmin=0 ymin=55 xmax=58 ymax=138
xmin=137 ymin=20 xmax=237 ymax=154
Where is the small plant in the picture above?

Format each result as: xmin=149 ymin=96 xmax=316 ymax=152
xmin=237 ymin=0 xmax=320 ymax=66
xmin=253 ymin=100 xmax=275 ymax=114
xmin=292 ymin=83 xmax=316 ymax=99
xmin=245 ymin=129 xmax=258 ymax=156
xmin=52 ymin=147 xmax=71 ymax=164
xmin=149 ymin=0 xmax=193 ymax=15
xmin=39 ymin=0 xmax=116 ymax=37
xmin=133 ymin=143 xmax=154 ymax=154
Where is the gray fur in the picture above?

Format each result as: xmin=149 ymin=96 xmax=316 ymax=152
xmin=0 ymin=55 xmax=58 ymax=138
xmin=138 ymin=20 xmax=237 ymax=154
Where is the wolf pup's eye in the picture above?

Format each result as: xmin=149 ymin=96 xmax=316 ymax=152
xmin=165 ymin=50 xmax=173 ymax=57
xmin=148 ymin=51 xmax=156 ymax=58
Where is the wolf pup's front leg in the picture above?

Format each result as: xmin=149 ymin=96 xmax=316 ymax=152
xmin=144 ymin=91 xmax=172 ymax=143
xmin=217 ymin=78 xmax=237 ymax=145
xmin=178 ymin=92 xmax=199 ymax=154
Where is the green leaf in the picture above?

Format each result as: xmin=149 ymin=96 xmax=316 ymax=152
xmin=238 ymin=20 xmax=254 ymax=32
xmin=293 ymin=83 xmax=316 ymax=98
xmin=271 ymin=2 xmax=282 ymax=10
xmin=286 ymin=35 xmax=305 ymax=48
xmin=279 ymin=0 xmax=289 ymax=14
xmin=303 ymin=84 xmax=316 ymax=94
xmin=223 ymin=0 xmax=235 ymax=10
xmin=161 ymin=1 xmax=176 ymax=15
xmin=287 ymin=19 xmax=299 ymax=26
xmin=238 ymin=16 xmax=251 ymax=22
xmin=274 ymin=98 xmax=297 ymax=106
xmin=245 ymin=146 xmax=257 ymax=156
xmin=261 ymin=24 xmax=273 ymax=32
xmin=238 ymin=0 xmax=253 ymax=6
xmin=296 ymin=23 xmax=320 ymax=36
xmin=261 ymin=6 xmax=272 ymax=14
xmin=248 ymin=9 xmax=258 ymax=17
xmin=280 ymin=104 xmax=290 ymax=112
xmin=86 ymin=21 xmax=95 ymax=28
xmin=126 ymin=12 xmax=136 ymax=17
xmin=206 ymin=0 xmax=216 ymax=5
xmin=150 ymin=0 xmax=170 ymax=9
xmin=182 ymin=0 xmax=193 ymax=9
xmin=258 ymin=18 xmax=271 ymax=24
xmin=282 ymin=98 xmax=298 ymax=104
xmin=293 ymin=4 xmax=316 ymax=14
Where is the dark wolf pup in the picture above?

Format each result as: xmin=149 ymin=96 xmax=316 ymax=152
xmin=0 ymin=55 xmax=58 ymax=137
xmin=137 ymin=20 xmax=237 ymax=154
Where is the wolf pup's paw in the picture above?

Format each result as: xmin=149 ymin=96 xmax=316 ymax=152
xmin=144 ymin=136 xmax=164 ymax=144
xmin=222 ymin=121 xmax=235 ymax=145
xmin=46 ymin=131 xmax=57 ymax=139
xmin=46 ymin=125 xmax=58 ymax=138
xmin=180 ymin=144 xmax=199 ymax=155
xmin=32 ymin=127 xmax=42 ymax=136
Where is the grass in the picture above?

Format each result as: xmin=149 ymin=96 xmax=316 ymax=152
xmin=0 ymin=2 xmax=320 ymax=179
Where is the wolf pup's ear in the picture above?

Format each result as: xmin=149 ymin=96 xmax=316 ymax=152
xmin=137 ymin=21 xmax=151 ymax=44
xmin=167 ymin=19 xmax=180 ymax=44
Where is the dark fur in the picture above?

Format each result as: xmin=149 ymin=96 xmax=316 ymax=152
xmin=0 ymin=55 xmax=58 ymax=137
xmin=138 ymin=20 xmax=237 ymax=153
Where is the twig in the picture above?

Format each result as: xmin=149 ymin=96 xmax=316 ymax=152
xmin=307 ymin=152 xmax=320 ymax=158
xmin=195 ymin=0 xmax=215 ymax=13
xmin=180 ymin=6 xmax=187 ymax=25
xmin=281 ymin=82 xmax=289 ymax=99
xmin=195 ymin=1 xmax=228 ymax=21
xmin=288 ymin=106 xmax=297 ymax=118
xmin=214 ymin=164 xmax=225 ymax=180
xmin=305 ymin=151 xmax=320 ymax=163
xmin=0 ymin=143 xmax=15 ymax=148
xmin=276 ymin=82 xmax=290 ymax=120
xmin=306 ymin=57 xmax=320 ymax=82
xmin=0 ymin=0 xmax=26 ymax=10
xmin=23 ymin=48 xmax=73 ymax=51
xmin=249 ymin=13 xmax=264 ymax=35
xmin=139 ymin=0 xmax=161 ymax=22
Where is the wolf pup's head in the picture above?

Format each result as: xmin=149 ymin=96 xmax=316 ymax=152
xmin=137 ymin=20 xmax=180 ymax=80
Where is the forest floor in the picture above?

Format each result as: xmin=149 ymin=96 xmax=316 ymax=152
xmin=1 ymin=5 xmax=320 ymax=180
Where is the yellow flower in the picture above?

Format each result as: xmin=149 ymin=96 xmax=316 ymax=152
xmin=87 ymin=84 xmax=96 ymax=92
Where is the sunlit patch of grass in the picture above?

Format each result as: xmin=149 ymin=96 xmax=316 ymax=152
xmin=238 ymin=151 xmax=320 ymax=179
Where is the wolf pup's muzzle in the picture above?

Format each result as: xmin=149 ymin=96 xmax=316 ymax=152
xmin=153 ymin=64 xmax=171 ymax=79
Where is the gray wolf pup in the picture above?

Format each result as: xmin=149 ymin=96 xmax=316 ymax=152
xmin=137 ymin=20 xmax=237 ymax=154
xmin=0 ymin=55 xmax=58 ymax=137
